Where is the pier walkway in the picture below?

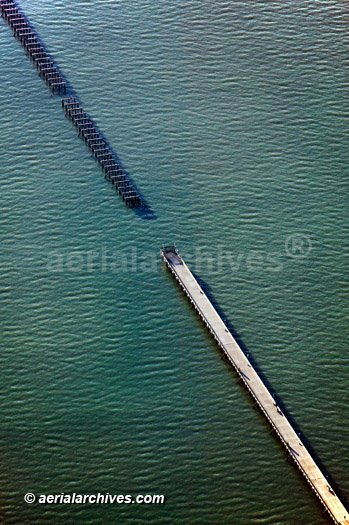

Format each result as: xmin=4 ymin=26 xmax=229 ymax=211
xmin=161 ymin=246 xmax=348 ymax=525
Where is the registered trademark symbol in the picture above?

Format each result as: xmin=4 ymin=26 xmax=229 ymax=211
xmin=285 ymin=234 xmax=312 ymax=259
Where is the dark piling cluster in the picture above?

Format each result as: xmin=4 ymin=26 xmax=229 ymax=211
xmin=1 ymin=0 xmax=66 ymax=94
xmin=62 ymin=97 xmax=143 ymax=208
xmin=1 ymin=0 xmax=149 ymax=212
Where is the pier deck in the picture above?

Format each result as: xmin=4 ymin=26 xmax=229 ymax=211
xmin=161 ymin=246 xmax=348 ymax=525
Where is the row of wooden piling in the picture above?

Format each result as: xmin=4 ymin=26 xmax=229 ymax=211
xmin=0 ymin=0 xmax=66 ymax=94
xmin=1 ymin=0 xmax=146 ymax=211
xmin=62 ymin=97 xmax=142 ymax=208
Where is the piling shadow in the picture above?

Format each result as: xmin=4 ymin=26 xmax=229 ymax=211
xmin=1 ymin=0 xmax=154 ymax=217
xmin=1 ymin=0 xmax=68 ymax=95
xmin=192 ymin=272 xmax=348 ymax=511
xmin=62 ymin=94 xmax=155 ymax=218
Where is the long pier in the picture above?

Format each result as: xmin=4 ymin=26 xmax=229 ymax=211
xmin=1 ymin=0 xmax=147 ymax=211
xmin=161 ymin=246 xmax=348 ymax=525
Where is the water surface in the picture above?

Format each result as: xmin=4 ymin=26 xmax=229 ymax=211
xmin=0 ymin=1 xmax=348 ymax=523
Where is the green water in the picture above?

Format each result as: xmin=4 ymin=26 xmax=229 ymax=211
xmin=0 ymin=1 xmax=347 ymax=524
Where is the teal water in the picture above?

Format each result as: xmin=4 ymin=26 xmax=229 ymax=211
xmin=0 ymin=1 xmax=348 ymax=524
